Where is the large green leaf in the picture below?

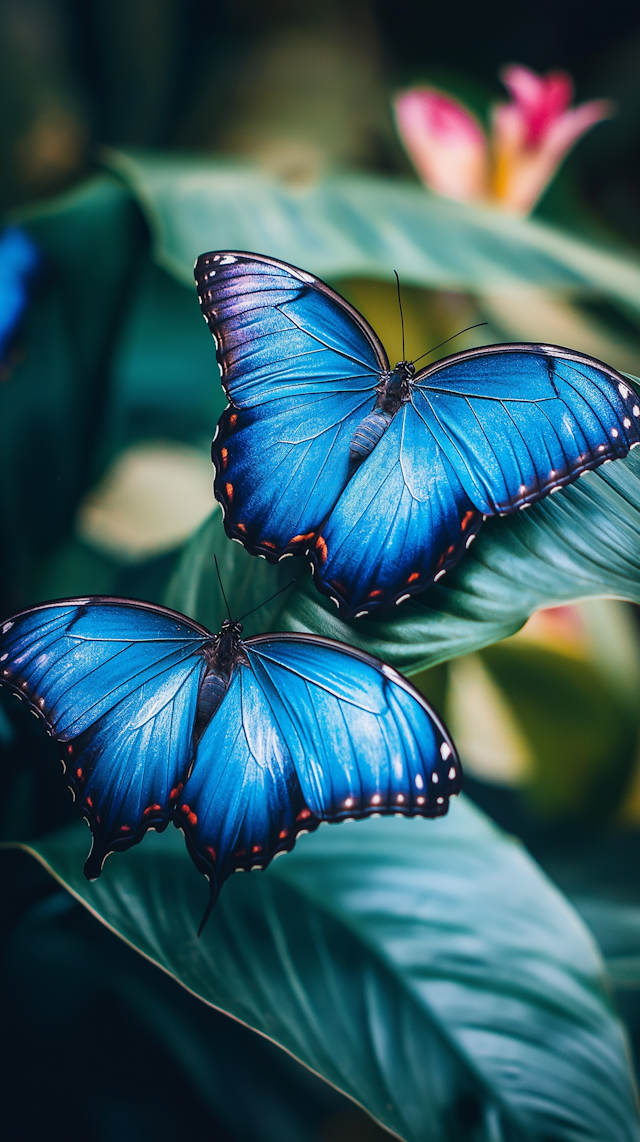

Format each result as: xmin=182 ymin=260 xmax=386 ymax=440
xmin=105 ymin=148 xmax=640 ymax=312
xmin=17 ymin=799 xmax=639 ymax=1142
xmin=166 ymin=442 xmax=640 ymax=676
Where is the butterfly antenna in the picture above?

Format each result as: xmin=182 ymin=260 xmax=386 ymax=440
xmin=412 ymin=323 xmax=488 ymax=366
xmin=394 ymin=270 xmax=405 ymax=360
xmin=213 ymin=554 xmax=232 ymax=621
xmin=237 ymin=580 xmax=296 ymax=623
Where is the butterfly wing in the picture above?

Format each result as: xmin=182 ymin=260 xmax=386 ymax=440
xmin=176 ymin=664 xmax=319 ymax=912
xmin=308 ymin=402 xmax=482 ymax=615
xmin=195 ymin=251 xmax=387 ymax=559
xmin=413 ymin=344 xmax=640 ymax=514
xmin=0 ymin=598 xmax=209 ymax=876
xmin=177 ymin=633 xmax=460 ymax=907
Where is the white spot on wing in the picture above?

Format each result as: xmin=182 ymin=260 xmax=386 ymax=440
xmin=434 ymin=570 xmax=446 ymax=581
xmin=619 ymin=383 xmax=630 ymax=398
xmin=396 ymin=593 xmax=410 ymax=605
xmin=440 ymin=742 xmax=451 ymax=760
xmin=2 ymin=622 xmax=13 ymax=633
xmin=431 ymin=772 xmax=439 ymax=783
xmin=612 ymin=428 xmax=619 ymax=438
xmin=219 ymin=255 xmax=237 ymax=265
xmin=448 ymin=766 xmax=456 ymax=779
xmin=330 ymin=597 xmax=340 ymax=608
xmin=355 ymin=610 xmax=368 ymax=617
xmin=416 ymin=796 xmax=425 ymax=805
xmin=624 ymin=418 xmax=632 ymax=428
xmin=465 ymin=534 xmax=475 ymax=548
xmin=415 ymin=774 xmax=424 ymax=789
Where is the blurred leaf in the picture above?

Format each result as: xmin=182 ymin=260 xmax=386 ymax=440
xmin=16 ymin=799 xmax=640 ymax=1142
xmin=479 ymin=642 xmax=638 ymax=818
xmin=164 ymin=507 xmax=306 ymax=640
xmin=0 ymin=174 xmax=142 ymax=611
xmin=170 ymin=441 xmax=640 ymax=676
xmin=1 ymin=884 xmax=359 ymax=1142
xmin=97 ymin=258 xmax=224 ymax=462
xmin=105 ymin=148 xmax=640 ymax=313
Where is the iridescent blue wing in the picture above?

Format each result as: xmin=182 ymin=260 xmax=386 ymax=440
xmin=195 ymin=251 xmax=386 ymax=559
xmin=177 ymin=633 xmax=460 ymax=908
xmin=0 ymin=226 xmax=39 ymax=366
xmin=413 ymin=344 xmax=640 ymax=513
xmin=0 ymin=598 xmax=208 ymax=876
xmin=311 ymin=403 xmax=482 ymax=615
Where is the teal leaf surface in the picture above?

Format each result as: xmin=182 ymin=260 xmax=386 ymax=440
xmin=105 ymin=148 xmax=640 ymax=311
xmin=18 ymin=798 xmax=640 ymax=1142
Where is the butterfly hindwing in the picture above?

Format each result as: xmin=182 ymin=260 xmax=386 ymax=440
xmin=176 ymin=665 xmax=318 ymax=905
xmin=175 ymin=632 xmax=459 ymax=908
xmin=311 ymin=403 xmax=482 ymax=614
xmin=195 ymin=251 xmax=386 ymax=560
xmin=246 ymin=636 xmax=460 ymax=820
xmin=414 ymin=345 xmax=640 ymax=514
xmin=0 ymin=599 xmax=208 ymax=875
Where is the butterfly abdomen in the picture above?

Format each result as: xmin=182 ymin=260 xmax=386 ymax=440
xmin=195 ymin=669 xmax=228 ymax=740
xmin=349 ymin=410 xmax=394 ymax=462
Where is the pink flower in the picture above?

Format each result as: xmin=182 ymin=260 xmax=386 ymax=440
xmin=394 ymin=67 xmax=612 ymax=215
xmin=393 ymin=88 xmax=488 ymax=203
xmin=492 ymin=65 xmax=612 ymax=213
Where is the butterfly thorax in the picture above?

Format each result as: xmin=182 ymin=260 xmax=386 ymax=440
xmin=349 ymin=361 xmax=414 ymax=464
xmin=215 ymin=618 xmax=245 ymax=670
xmin=378 ymin=360 xmax=415 ymax=414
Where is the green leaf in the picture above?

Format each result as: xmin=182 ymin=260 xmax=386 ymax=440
xmin=164 ymin=507 xmax=307 ymax=640
xmin=166 ymin=444 xmax=640 ymax=676
xmin=105 ymin=148 xmax=640 ymax=312
xmin=18 ymin=799 xmax=640 ymax=1141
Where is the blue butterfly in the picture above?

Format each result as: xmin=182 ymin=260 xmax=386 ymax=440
xmin=195 ymin=251 xmax=640 ymax=618
xmin=0 ymin=596 xmax=460 ymax=923
xmin=0 ymin=226 xmax=39 ymax=369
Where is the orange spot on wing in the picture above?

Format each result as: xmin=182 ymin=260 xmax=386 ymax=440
xmin=187 ymin=811 xmax=197 ymax=827
xmin=407 ymin=572 xmax=420 ymax=584
xmin=461 ymin=510 xmax=475 ymax=532
xmin=315 ymin=535 xmax=328 ymax=564
xmin=225 ymin=482 xmax=234 ymax=502
xmin=220 ymin=447 xmax=228 ymax=469
xmin=76 ymin=767 xmax=83 ymax=780
xmin=67 ymin=744 xmax=73 ymax=755
xmin=169 ymin=783 xmax=183 ymax=801
xmin=296 ymin=807 xmax=311 ymax=821
xmin=279 ymin=829 xmax=288 ymax=839
xmin=290 ymin=531 xmax=315 ymax=544
xmin=367 ymin=589 xmax=384 ymax=599
xmin=119 ymin=824 xmax=130 ymax=833
xmin=206 ymin=846 xmax=217 ymax=860
xmin=236 ymin=522 xmax=247 ymax=533
xmin=143 ymin=804 xmax=162 ymax=817
xmin=252 ymin=844 xmax=262 ymax=854
xmin=446 ymin=544 xmax=455 ymax=556
xmin=85 ymin=797 xmax=93 ymax=808
xmin=261 ymin=541 xmax=276 ymax=550
xmin=229 ymin=413 xmax=237 ymax=428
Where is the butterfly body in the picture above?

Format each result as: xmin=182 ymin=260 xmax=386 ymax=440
xmin=0 ymin=596 xmax=459 ymax=919
xmin=196 ymin=250 xmax=640 ymax=617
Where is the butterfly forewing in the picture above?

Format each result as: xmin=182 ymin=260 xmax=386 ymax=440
xmin=413 ymin=345 xmax=640 ymax=514
xmin=0 ymin=598 xmax=208 ymax=875
xmin=195 ymin=251 xmax=386 ymax=562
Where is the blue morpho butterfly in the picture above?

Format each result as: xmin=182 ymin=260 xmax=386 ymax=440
xmin=0 ymin=591 xmax=460 ymax=928
xmin=0 ymin=226 xmax=39 ymax=368
xmin=195 ymin=251 xmax=640 ymax=618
